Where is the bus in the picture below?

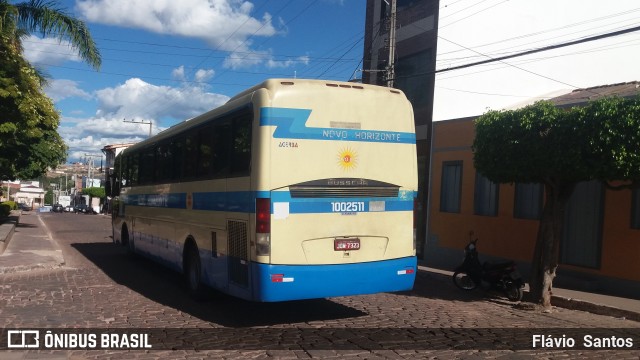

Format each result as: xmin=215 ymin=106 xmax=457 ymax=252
xmin=110 ymin=79 xmax=418 ymax=302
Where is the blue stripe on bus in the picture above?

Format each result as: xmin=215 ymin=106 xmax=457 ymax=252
xmin=260 ymin=107 xmax=416 ymax=144
xmin=270 ymin=190 xmax=414 ymax=201
xmin=123 ymin=193 xmax=187 ymax=208
xmin=123 ymin=190 xmax=414 ymax=213
xmin=251 ymin=257 xmax=417 ymax=302
xmin=193 ymin=191 xmax=255 ymax=212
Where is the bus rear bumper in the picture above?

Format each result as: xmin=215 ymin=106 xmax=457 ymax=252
xmin=251 ymin=257 xmax=417 ymax=302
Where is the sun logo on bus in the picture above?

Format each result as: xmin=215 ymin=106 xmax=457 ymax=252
xmin=337 ymin=147 xmax=358 ymax=171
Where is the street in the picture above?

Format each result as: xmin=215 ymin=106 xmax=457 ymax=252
xmin=0 ymin=212 xmax=639 ymax=359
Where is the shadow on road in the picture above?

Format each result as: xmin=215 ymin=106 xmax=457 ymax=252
xmin=71 ymin=242 xmax=368 ymax=327
xmin=402 ymin=270 xmax=486 ymax=303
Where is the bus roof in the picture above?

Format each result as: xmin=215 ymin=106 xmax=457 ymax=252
xmin=120 ymin=78 xmax=407 ymax=155
xmin=227 ymin=78 xmax=405 ymax=102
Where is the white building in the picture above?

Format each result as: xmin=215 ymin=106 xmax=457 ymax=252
xmin=14 ymin=182 xmax=45 ymax=209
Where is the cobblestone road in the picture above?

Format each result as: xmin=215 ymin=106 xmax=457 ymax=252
xmin=0 ymin=213 xmax=638 ymax=359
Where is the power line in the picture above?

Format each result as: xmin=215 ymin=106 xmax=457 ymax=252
xmin=438 ymin=7 xmax=640 ymax=57
xmin=436 ymin=86 xmax=553 ymax=99
xmin=440 ymin=0 xmax=491 ymax=21
xmin=440 ymin=0 xmax=510 ymax=29
xmin=434 ymin=25 xmax=640 ymax=74
xmin=438 ymin=18 xmax=640 ymax=65
xmin=437 ymin=38 xmax=640 ymax=81
xmin=439 ymin=36 xmax=593 ymax=94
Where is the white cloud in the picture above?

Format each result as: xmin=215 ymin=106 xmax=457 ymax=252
xmin=94 ymin=78 xmax=229 ymax=120
xmin=173 ymin=66 xmax=215 ymax=83
xmin=223 ymin=49 xmax=267 ymax=69
xmin=267 ymin=55 xmax=310 ymax=69
xmin=171 ymin=66 xmax=186 ymax=81
xmin=60 ymin=77 xmax=230 ymax=162
xmin=75 ymin=0 xmax=277 ymax=63
xmin=224 ymin=51 xmax=310 ymax=70
xmin=45 ymin=79 xmax=93 ymax=102
xmin=22 ymin=36 xmax=82 ymax=65
xmin=195 ymin=69 xmax=215 ymax=82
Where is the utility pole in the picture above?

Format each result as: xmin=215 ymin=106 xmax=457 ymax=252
xmin=123 ymin=118 xmax=153 ymax=137
xmin=84 ymin=154 xmax=102 ymax=188
xmin=386 ymin=0 xmax=397 ymax=88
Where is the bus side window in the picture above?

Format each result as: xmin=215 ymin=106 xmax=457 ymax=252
xmin=231 ymin=115 xmax=251 ymax=176
xmin=197 ymin=126 xmax=214 ymax=177
xmin=212 ymin=121 xmax=231 ymax=178
xmin=156 ymin=142 xmax=172 ymax=183
xmin=170 ymin=137 xmax=184 ymax=182
xmin=139 ymin=146 xmax=156 ymax=185
xmin=129 ymin=153 xmax=139 ymax=186
xmin=183 ymin=132 xmax=198 ymax=180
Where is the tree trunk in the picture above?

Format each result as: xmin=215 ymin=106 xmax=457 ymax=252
xmin=529 ymin=181 xmax=575 ymax=309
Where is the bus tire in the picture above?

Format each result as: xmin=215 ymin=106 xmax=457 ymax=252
xmin=122 ymin=224 xmax=136 ymax=257
xmin=184 ymin=244 xmax=203 ymax=299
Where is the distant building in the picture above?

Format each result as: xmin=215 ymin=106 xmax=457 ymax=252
xmin=1 ymin=181 xmax=20 ymax=203
xmin=14 ymin=182 xmax=45 ymax=209
xmin=101 ymin=143 xmax=134 ymax=196
xmin=363 ymin=0 xmax=440 ymax=258
xmin=427 ymin=81 xmax=640 ymax=299
xmin=102 ymin=143 xmax=135 ymax=171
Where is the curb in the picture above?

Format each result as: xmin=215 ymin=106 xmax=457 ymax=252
xmin=0 ymin=210 xmax=20 ymax=255
xmin=0 ymin=262 xmax=66 ymax=275
xmin=551 ymin=295 xmax=640 ymax=322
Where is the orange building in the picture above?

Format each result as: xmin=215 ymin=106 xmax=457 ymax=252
xmin=425 ymin=82 xmax=640 ymax=299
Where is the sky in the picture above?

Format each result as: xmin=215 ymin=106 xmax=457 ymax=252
xmin=22 ymin=0 xmax=640 ymax=163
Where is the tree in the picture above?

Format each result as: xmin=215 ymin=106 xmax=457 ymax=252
xmin=82 ymin=186 xmax=105 ymax=199
xmin=472 ymin=98 xmax=640 ymax=309
xmin=0 ymin=0 xmax=101 ymax=180
xmin=0 ymin=37 xmax=67 ymax=179
xmin=1 ymin=0 xmax=101 ymax=70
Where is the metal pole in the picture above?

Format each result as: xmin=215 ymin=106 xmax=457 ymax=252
xmin=386 ymin=0 xmax=397 ymax=88
xmin=123 ymin=119 xmax=153 ymax=138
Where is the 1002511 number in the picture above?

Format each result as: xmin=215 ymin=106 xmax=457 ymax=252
xmin=331 ymin=201 xmax=365 ymax=213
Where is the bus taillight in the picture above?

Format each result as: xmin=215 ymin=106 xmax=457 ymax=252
xmin=256 ymin=198 xmax=271 ymax=256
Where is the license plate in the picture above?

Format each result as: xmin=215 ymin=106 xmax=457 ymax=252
xmin=334 ymin=238 xmax=360 ymax=251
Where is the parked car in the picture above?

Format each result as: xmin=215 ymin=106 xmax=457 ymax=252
xmin=52 ymin=204 xmax=64 ymax=213
xmin=73 ymin=204 xmax=94 ymax=214
xmin=64 ymin=205 xmax=73 ymax=212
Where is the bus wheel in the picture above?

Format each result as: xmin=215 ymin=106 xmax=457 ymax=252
xmin=122 ymin=224 xmax=135 ymax=256
xmin=185 ymin=245 xmax=203 ymax=299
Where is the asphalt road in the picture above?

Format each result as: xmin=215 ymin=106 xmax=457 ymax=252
xmin=0 ymin=212 xmax=638 ymax=359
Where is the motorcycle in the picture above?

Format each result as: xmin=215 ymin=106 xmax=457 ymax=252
xmin=452 ymin=237 xmax=525 ymax=302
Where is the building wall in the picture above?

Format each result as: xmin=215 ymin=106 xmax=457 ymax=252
xmin=428 ymin=117 xmax=640 ymax=297
xmin=363 ymin=0 xmax=439 ymax=258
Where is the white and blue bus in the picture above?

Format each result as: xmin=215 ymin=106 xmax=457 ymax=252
xmin=110 ymin=79 xmax=418 ymax=302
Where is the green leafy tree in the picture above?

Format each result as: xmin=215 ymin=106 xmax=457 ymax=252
xmin=0 ymin=0 xmax=101 ymax=70
xmin=0 ymin=40 xmax=67 ymax=179
xmin=0 ymin=0 xmax=101 ymax=180
xmin=44 ymin=188 xmax=53 ymax=204
xmin=82 ymin=187 xmax=105 ymax=199
xmin=473 ymin=98 xmax=640 ymax=309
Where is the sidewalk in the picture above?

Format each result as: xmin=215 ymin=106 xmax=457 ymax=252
xmin=1 ymin=211 xmax=639 ymax=322
xmin=424 ymin=267 xmax=640 ymax=322
xmin=0 ymin=210 xmax=65 ymax=274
